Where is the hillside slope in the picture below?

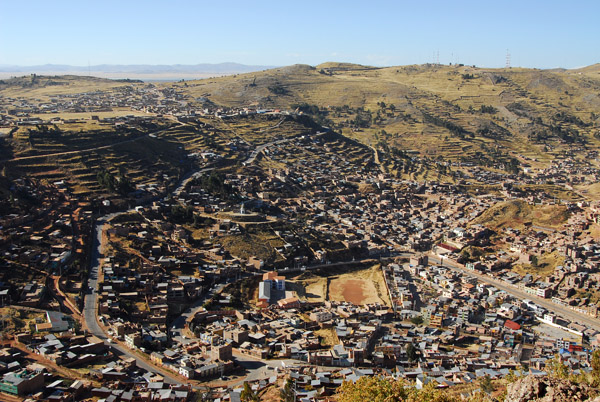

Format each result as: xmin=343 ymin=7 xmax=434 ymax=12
xmin=169 ymin=62 xmax=600 ymax=176
xmin=3 ymin=62 xmax=600 ymax=184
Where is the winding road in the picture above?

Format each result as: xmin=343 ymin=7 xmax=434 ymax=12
xmin=242 ymin=130 xmax=330 ymax=166
xmin=83 ymin=214 xmax=182 ymax=383
xmin=82 ymin=134 xmax=308 ymax=385
xmin=173 ymin=167 xmax=215 ymax=198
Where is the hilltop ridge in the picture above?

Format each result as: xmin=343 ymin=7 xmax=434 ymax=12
xmin=3 ymin=61 xmax=600 ymax=184
xmin=159 ymin=62 xmax=600 ymax=181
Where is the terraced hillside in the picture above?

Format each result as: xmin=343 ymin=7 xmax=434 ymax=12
xmin=2 ymin=63 xmax=600 ymax=191
xmin=169 ymin=62 xmax=600 ymax=176
xmin=0 ymin=113 xmax=326 ymax=198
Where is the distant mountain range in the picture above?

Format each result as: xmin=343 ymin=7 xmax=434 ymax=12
xmin=0 ymin=63 xmax=276 ymax=80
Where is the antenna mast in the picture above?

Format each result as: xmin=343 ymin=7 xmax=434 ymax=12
xmin=505 ymin=50 xmax=511 ymax=69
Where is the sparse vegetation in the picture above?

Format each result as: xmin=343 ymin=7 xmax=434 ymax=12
xmin=336 ymin=376 xmax=459 ymax=402
xmin=97 ymin=169 xmax=134 ymax=195
xmin=267 ymin=83 xmax=289 ymax=95
xmin=471 ymin=199 xmax=570 ymax=230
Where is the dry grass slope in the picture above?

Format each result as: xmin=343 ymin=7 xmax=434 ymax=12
xmin=164 ymin=62 xmax=600 ymax=175
xmin=471 ymin=199 xmax=570 ymax=230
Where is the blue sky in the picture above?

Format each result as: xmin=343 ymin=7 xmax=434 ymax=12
xmin=1 ymin=0 xmax=598 ymax=69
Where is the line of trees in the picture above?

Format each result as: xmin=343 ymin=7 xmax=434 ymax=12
xmin=421 ymin=111 xmax=472 ymax=139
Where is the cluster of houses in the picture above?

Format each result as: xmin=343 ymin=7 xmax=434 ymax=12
xmin=0 ymin=83 xmax=165 ymax=120
xmin=0 ymin=78 xmax=295 ymax=130
xmin=0 ymin=344 xmax=87 ymax=399
xmin=22 ymin=332 xmax=107 ymax=368
xmin=91 ymin=119 xmax=600 ymax=395
xmin=151 ymin=266 xmax=599 ymax=398
xmin=5 ymin=87 xmax=600 ymax=399
xmin=4 ymin=332 xmax=195 ymax=400
xmin=381 ymin=258 xmax=599 ymax=376
xmin=98 ymin=255 xmax=203 ymax=337
xmin=0 ymin=177 xmax=94 ymax=309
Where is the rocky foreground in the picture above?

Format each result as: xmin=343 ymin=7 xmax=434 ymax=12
xmin=506 ymin=376 xmax=600 ymax=402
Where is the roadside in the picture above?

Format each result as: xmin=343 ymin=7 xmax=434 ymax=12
xmin=428 ymin=253 xmax=600 ymax=332
xmin=10 ymin=340 xmax=94 ymax=384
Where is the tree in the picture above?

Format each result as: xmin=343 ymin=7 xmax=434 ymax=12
xmin=411 ymin=316 xmax=424 ymax=326
xmin=336 ymin=376 xmax=456 ymax=402
xmin=336 ymin=376 xmax=409 ymax=402
xmin=268 ymin=84 xmax=288 ymax=95
xmin=240 ymin=382 xmax=259 ymax=402
xmin=505 ymin=368 xmax=523 ymax=383
xmin=479 ymin=105 xmax=497 ymax=114
xmin=479 ymin=374 xmax=494 ymax=394
xmin=280 ymin=378 xmax=295 ymax=402
xmin=591 ymin=349 xmax=600 ymax=385
xmin=530 ymin=255 xmax=538 ymax=267
xmin=10 ymin=309 xmax=25 ymax=330
xmin=547 ymin=355 xmax=569 ymax=379
xmin=97 ymin=170 xmax=133 ymax=196
xmin=406 ymin=343 xmax=418 ymax=362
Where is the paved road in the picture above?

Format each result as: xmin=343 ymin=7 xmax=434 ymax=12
xmin=82 ymin=158 xmax=221 ymax=383
xmin=172 ymin=166 xmax=215 ymax=198
xmin=81 ymin=129 xmax=330 ymax=386
xmin=242 ymin=136 xmax=299 ymax=166
xmin=231 ymin=353 xmax=306 ymax=386
xmin=83 ymin=215 xmax=182 ymax=384
xmin=428 ymin=253 xmax=600 ymax=332
xmin=169 ymin=283 xmax=226 ymax=345
xmin=243 ymin=142 xmax=273 ymax=166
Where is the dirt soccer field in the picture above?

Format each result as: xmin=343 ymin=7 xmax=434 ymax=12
xmin=288 ymin=264 xmax=390 ymax=306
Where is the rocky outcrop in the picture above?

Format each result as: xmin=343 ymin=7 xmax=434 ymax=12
xmin=505 ymin=376 xmax=598 ymax=402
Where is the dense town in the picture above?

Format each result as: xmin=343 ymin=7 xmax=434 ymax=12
xmin=3 ymin=80 xmax=600 ymax=401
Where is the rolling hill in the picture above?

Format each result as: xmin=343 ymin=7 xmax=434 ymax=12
xmin=2 ymin=62 xmax=600 ymax=190
xmin=166 ymin=62 xmax=600 ymax=177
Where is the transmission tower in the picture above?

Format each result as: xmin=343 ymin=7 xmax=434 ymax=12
xmin=505 ymin=50 xmax=511 ymax=69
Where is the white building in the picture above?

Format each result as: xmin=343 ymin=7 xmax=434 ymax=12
xmin=258 ymin=281 xmax=271 ymax=302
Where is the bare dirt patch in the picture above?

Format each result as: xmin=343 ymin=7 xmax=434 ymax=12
xmin=285 ymin=273 xmax=328 ymax=302
xmin=329 ymin=270 xmax=388 ymax=306
xmin=289 ymin=265 xmax=390 ymax=306
xmin=339 ymin=279 xmax=366 ymax=304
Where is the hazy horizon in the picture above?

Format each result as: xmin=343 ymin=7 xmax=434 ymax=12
xmin=1 ymin=0 xmax=598 ymax=70
xmin=0 ymin=59 xmax=595 ymax=82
